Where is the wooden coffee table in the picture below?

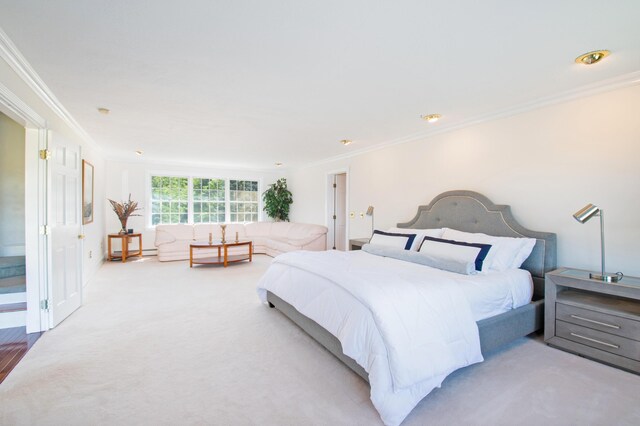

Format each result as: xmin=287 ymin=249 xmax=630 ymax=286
xmin=189 ymin=240 xmax=253 ymax=267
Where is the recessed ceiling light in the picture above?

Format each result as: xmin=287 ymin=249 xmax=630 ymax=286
xmin=135 ymin=150 xmax=143 ymax=156
xmin=421 ymin=114 xmax=441 ymax=123
xmin=274 ymin=162 xmax=283 ymax=167
xmin=575 ymin=50 xmax=610 ymax=65
xmin=97 ymin=107 xmax=110 ymax=115
xmin=340 ymin=139 xmax=352 ymax=146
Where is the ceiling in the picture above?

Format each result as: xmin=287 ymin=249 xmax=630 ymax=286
xmin=0 ymin=1 xmax=639 ymax=169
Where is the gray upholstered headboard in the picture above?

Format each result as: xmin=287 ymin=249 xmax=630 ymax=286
xmin=397 ymin=190 xmax=556 ymax=297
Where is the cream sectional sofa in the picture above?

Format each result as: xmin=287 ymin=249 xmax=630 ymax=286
xmin=154 ymin=222 xmax=328 ymax=261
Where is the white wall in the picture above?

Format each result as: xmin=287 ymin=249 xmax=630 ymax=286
xmin=105 ymin=159 xmax=287 ymax=251
xmin=289 ymin=85 xmax=640 ymax=276
xmin=0 ymin=111 xmax=25 ymax=256
xmin=80 ymin=142 xmax=106 ymax=286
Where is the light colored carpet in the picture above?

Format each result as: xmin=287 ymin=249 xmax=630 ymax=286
xmin=1 ymin=255 xmax=639 ymax=425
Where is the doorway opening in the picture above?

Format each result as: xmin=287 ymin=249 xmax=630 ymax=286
xmin=326 ymin=171 xmax=348 ymax=251
xmin=0 ymin=111 xmax=27 ymax=330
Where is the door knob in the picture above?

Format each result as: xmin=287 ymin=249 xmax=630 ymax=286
xmin=78 ymin=234 xmax=86 ymax=239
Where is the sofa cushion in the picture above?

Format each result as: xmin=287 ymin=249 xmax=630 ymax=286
xmin=283 ymin=223 xmax=327 ymax=239
xmin=245 ymin=222 xmax=273 ymax=237
xmin=223 ymin=224 xmax=248 ymax=241
xmin=193 ymin=224 xmax=217 ymax=241
xmin=156 ymin=224 xmax=193 ymax=246
xmin=266 ymin=238 xmax=300 ymax=253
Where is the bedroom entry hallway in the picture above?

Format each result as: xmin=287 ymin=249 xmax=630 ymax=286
xmin=0 ymin=112 xmax=27 ymax=331
xmin=2 ymin=255 xmax=639 ymax=425
xmin=326 ymin=171 xmax=348 ymax=251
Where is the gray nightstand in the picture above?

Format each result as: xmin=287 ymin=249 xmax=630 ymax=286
xmin=545 ymin=268 xmax=640 ymax=374
xmin=349 ymin=238 xmax=370 ymax=251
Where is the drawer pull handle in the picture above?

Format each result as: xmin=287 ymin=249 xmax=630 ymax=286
xmin=570 ymin=332 xmax=620 ymax=349
xmin=570 ymin=314 xmax=620 ymax=329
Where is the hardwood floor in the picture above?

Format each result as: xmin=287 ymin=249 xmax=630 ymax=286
xmin=0 ymin=326 xmax=41 ymax=384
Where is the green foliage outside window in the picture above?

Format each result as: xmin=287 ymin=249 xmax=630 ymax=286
xmin=151 ymin=176 xmax=188 ymax=225
xmin=150 ymin=175 xmax=260 ymax=225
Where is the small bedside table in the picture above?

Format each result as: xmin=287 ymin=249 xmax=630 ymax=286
xmin=545 ymin=268 xmax=640 ymax=374
xmin=349 ymin=238 xmax=370 ymax=251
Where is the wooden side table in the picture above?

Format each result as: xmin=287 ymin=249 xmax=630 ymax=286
xmin=107 ymin=233 xmax=143 ymax=263
xmin=349 ymin=238 xmax=370 ymax=251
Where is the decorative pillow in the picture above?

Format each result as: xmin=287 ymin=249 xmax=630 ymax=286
xmin=369 ymin=230 xmax=416 ymax=250
xmin=418 ymin=236 xmax=492 ymax=272
xmin=387 ymin=227 xmax=444 ymax=251
xmin=441 ymin=228 xmax=534 ymax=272
xmin=362 ymin=244 xmax=476 ymax=275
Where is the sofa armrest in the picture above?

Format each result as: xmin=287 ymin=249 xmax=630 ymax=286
xmin=155 ymin=228 xmax=177 ymax=247
xmin=300 ymin=234 xmax=327 ymax=251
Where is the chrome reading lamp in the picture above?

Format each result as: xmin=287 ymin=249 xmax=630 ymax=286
xmin=573 ymin=203 xmax=623 ymax=283
xmin=366 ymin=206 xmax=374 ymax=235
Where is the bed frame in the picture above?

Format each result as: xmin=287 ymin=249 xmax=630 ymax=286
xmin=266 ymin=190 xmax=557 ymax=382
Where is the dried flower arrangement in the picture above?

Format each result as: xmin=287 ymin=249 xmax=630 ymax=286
xmin=108 ymin=194 xmax=142 ymax=234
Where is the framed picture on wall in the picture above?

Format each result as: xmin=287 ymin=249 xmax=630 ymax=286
xmin=82 ymin=160 xmax=94 ymax=225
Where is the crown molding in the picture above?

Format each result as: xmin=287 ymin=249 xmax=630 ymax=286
xmin=105 ymin=153 xmax=288 ymax=175
xmin=0 ymin=81 xmax=46 ymax=128
xmin=0 ymin=26 xmax=103 ymax=153
xmin=303 ymin=71 xmax=640 ymax=169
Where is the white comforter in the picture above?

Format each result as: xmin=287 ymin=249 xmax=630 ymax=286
xmin=256 ymin=250 xmax=485 ymax=425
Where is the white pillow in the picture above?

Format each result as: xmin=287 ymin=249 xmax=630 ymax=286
xmin=418 ymin=236 xmax=492 ymax=272
xmin=441 ymin=228 xmax=532 ymax=272
xmin=387 ymin=227 xmax=444 ymax=251
xmin=510 ymin=238 xmax=537 ymax=269
xmin=369 ymin=230 xmax=416 ymax=250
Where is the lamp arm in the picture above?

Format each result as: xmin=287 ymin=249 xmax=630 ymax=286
xmin=600 ymin=210 xmax=605 ymax=277
xmin=371 ymin=212 xmax=374 ymax=235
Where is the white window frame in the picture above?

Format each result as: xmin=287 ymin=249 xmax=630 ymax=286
xmin=228 ymin=179 xmax=261 ymax=224
xmin=146 ymin=171 xmax=263 ymax=229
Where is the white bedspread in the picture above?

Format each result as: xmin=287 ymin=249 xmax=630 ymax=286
xmin=256 ymin=250 xmax=487 ymax=425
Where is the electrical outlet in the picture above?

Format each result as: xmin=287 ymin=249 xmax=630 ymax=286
xmin=89 ymin=250 xmax=93 ymax=259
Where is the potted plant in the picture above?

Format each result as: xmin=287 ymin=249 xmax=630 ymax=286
xmin=108 ymin=194 xmax=142 ymax=234
xmin=262 ymin=178 xmax=293 ymax=221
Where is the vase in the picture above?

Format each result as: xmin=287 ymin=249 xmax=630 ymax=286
xmin=119 ymin=218 xmax=128 ymax=234
xmin=221 ymin=224 xmax=227 ymax=244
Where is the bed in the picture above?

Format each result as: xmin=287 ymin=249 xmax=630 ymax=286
xmin=257 ymin=190 xmax=557 ymax=425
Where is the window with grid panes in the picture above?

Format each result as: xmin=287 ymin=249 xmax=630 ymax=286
xmin=150 ymin=176 xmax=189 ymax=225
xmin=229 ymin=180 xmax=259 ymax=223
xmin=193 ymin=178 xmax=226 ymax=223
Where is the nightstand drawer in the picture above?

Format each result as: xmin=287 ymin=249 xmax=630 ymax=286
xmin=557 ymin=303 xmax=640 ymax=341
xmin=556 ymin=320 xmax=640 ymax=361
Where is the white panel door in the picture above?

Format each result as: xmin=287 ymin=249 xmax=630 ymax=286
xmin=49 ymin=135 xmax=82 ymax=327
xmin=335 ymin=173 xmax=347 ymax=251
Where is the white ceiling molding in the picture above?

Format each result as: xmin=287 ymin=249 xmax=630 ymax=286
xmin=0 ymin=27 xmax=101 ymax=153
xmin=105 ymin=155 xmax=287 ymax=175
xmin=0 ymin=81 xmax=46 ymax=128
xmin=302 ymin=71 xmax=640 ymax=170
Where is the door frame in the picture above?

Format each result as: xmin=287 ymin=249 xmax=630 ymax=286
xmin=324 ymin=168 xmax=349 ymax=251
xmin=0 ymin=82 xmax=50 ymax=332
